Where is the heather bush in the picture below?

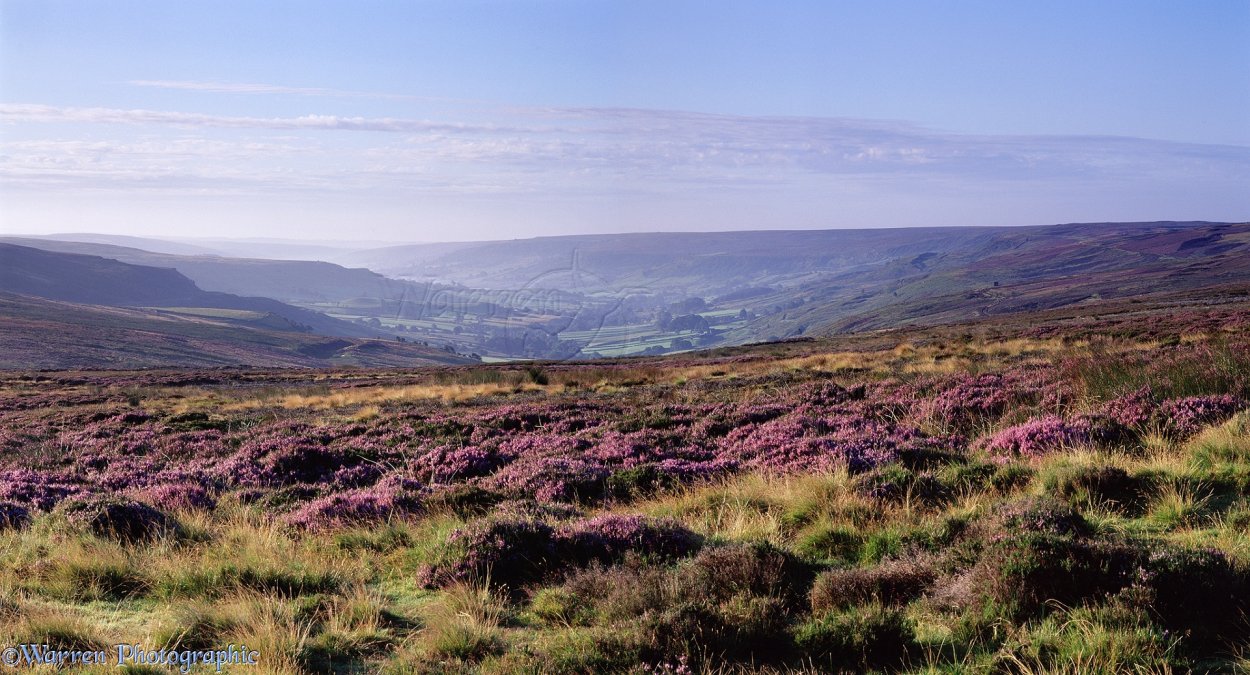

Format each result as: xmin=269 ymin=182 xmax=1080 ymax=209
xmin=1100 ymin=386 xmax=1157 ymax=430
xmin=56 ymin=497 xmax=183 ymax=543
xmin=1137 ymin=546 xmax=1249 ymax=642
xmin=1158 ymin=395 xmax=1243 ymax=441
xmin=809 ymin=557 xmax=936 ymax=612
xmin=285 ymin=476 xmax=424 ymax=530
xmin=1042 ymin=464 xmax=1150 ymax=514
xmin=854 ymin=465 xmax=951 ymax=506
xmin=217 ymin=436 xmax=360 ymax=487
xmin=557 ymin=514 xmax=702 ymax=567
xmin=966 ymin=532 xmax=1139 ymax=619
xmin=925 ymin=373 xmax=1016 ymax=431
xmin=413 ymin=444 xmax=511 ymax=483
xmin=0 ymin=469 xmax=86 ymax=511
xmin=983 ymin=496 xmax=1091 ymax=537
xmin=982 ymin=415 xmax=1091 ymax=459
xmin=488 ymin=455 xmax=612 ymax=503
xmin=134 ymin=482 xmax=217 ymax=512
xmin=681 ymin=542 xmax=814 ymax=609
xmin=0 ymin=501 xmax=31 ymax=530
xmin=793 ymin=605 xmax=918 ymax=671
xmin=421 ymin=517 xmax=558 ymax=590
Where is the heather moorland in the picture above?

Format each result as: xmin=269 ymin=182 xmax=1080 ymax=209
xmin=2 ymin=292 xmax=1249 ymax=673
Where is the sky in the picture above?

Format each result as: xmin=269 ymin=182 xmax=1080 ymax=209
xmin=1 ymin=0 xmax=1248 ymax=242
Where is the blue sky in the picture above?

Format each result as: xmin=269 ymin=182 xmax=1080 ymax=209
xmin=2 ymin=0 xmax=1248 ymax=241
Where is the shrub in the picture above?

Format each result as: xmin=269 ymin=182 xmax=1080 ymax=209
xmin=968 ymin=532 xmax=1139 ymax=619
xmin=1043 ymin=465 xmax=1150 ymax=515
xmin=982 ymin=415 xmax=1091 ymax=459
xmin=809 ymin=557 xmax=936 ymax=612
xmin=682 ymin=542 xmax=813 ymax=608
xmin=926 ymin=373 xmax=1015 ymax=431
xmin=421 ymin=518 xmax=557 ymax=590
xmin=0 ymin=501 xmax=31 ymax=530
xmin=0 ymin=469 xmax=85 ymax=511
xmin=985 ymin=496 xmax=1091 ymax=537
xmin=556 ymin=514 xmax=702 ymax=566
xmin=1158 ymin=395 xmax=1243 ymax=441
xmin=1140 ymin=546 xmax=1249 ymax=642
xmin=855 ymin=465 xmax=951 ymax=506
xmin=1100 ymin=386 xmax=1157 ymax=430
xmin=794 ymin=605 xmax=918 ymax=670
xmin=135 ymin=482 xmax=216 ymax=512
xmin=285 ymin=476 xmax=423 ymax=531
xmin=795 ymin=524 xmax=863 ymax=563
xmin=57 ymin=497 xmax=183 ymax=543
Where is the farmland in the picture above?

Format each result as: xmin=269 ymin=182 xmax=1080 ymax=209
xmin=1 ymin=291 xmax=1249 ymax=673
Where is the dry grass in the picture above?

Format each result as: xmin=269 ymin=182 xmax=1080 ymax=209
xmin=223 ymin=382 xmax=551 ymax=411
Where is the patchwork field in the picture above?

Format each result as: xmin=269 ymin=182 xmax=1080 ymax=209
xmin=2 ymin=296 xmax=1249 ymax=673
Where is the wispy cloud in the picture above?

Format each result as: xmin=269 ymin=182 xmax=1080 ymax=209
xmin=127 ymin=79 xmax=422 ymax=101
xmin=0 ymin=103 xmax=506 ymax=134
xmin=4 ymin=102 xmax=1248 ymax=209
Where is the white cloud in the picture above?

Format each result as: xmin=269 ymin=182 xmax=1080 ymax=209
xmin=0 ymin=104 xmax=502 ymax=134
xmin=3 ymin=102 xmax=1247 ymax=217
xmin=127 ymin=79 xmax=423 ymax=101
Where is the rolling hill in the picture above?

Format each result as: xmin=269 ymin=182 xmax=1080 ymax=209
xmin=0 ymin=237 xmax=400 ymax=304
xmin=8 ymin=221 xmax=1249 ymax=360
xmin=0 ymin=243 xmax=382 ymax=338
xmin=0 ymin=292 xmax=474 ymax=369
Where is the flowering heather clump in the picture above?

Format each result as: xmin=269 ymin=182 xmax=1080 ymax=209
xmin=421 ymin=517 xmax=558 ymax=589
xmin=926 ymin=374 xmax=1014 ymax=430
xmin=216 ymin=435 xmax=359 ymax=487
xmin=0 ymin=469 xmax=86 ymax=511
xmin=1100 ymin=386 xmax=1158 ymax=430
xmin=285 ymin=477 xmax=424 ymax=531
xmin=981 ymin=415 xmax=1091 ymax=459
xmin=413 ymin=444 xmax=510 ymax=483
xmin=495 ymin=431 xmax=584 ymax=459
xmin=718 ymin=413 xmax=902 ymax=474
xmin=1158 ymin=395 xmax=1243 ymax=441
xmin=557 ymin=514 xmax=702 ymax=566
xmin=488 ymin=456 xmax=612 ymax=503
xmin=0 ymin=502 xmax=31 ymax=530
xmin=58 ymin=496 xmax=182 ymax=543
xmin=329 ymin=463 xmax=384 ymax=488
xmin=134 ymin=482 xmax=216 ymax=511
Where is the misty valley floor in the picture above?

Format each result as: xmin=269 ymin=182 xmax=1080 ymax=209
xmin=1 ymin=301 xmax=1250 ymax=674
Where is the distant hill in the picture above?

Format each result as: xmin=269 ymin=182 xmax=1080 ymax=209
xmin=332 ymin=228 xmax=1009 ymax=295
xmin=14 ymin=233 xmax=225 ymax=256
xmin=0 ymin=238 xmax=401 ymax=304
xmin=0 ymin=243 xmax=380 ymax=339
xmin=747 ymin=221 xmax=1250 ymax=338
xmin=0 ymin=292 xmax=474 ymax=369
xmin=330 ymin=221 xmax=1250 ymax=339
xmin=7 ymin=221 xmax=1248 ymax=361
